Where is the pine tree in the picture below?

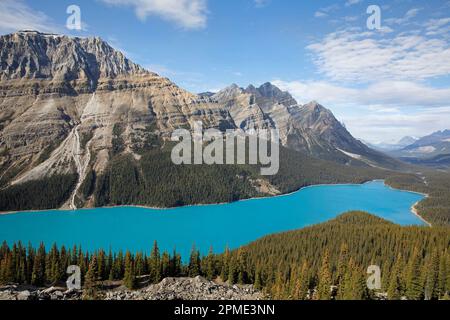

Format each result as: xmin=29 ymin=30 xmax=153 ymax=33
xmin=205 ymin=247 xmax=215 ymax=280
xmin=336 ymin=243 xmax=348 ymax=286
xmin=316 ymin=250 xmax=332 ymax=300
xmin=123 ymin=251 xmax=137 ymax=290
xmin=220 ymin=246 xmax=230 ymax=282
xmin=424 ymin=250 xmax=440 ymax=300
xmin=438 ymin=253 xmax=447 ymax=298
xmin=387 ymin=253 xmax=404 ymax=300
xmin=338 ymin=258 xmax=356 ymax=300
xmin=106 ymin=248 xmax=113 ymax=280
xmin=188 ymin=245 xmax=201 ymax=278
xmin=292 ymin=261 xmax=309 ymax=300
xmin=23 ymin=243 xmax=34 ymax=285
xmin=97 ymin=250 xmax=106 ymax=280
xmin=169 ymin=249 xmax=182 ymax=277
xmin=237 ymin=248 xmax=248 ymax=284
xmin=135 ymin=252 xmax=145 ymax=277
xmin=254 ymin=266 xmax=263 ymax=290
xmin=227 ymin=256 xmax=237 ymax=284
xmin=272 ymin=270 xmax=285 ymax=300
xmin=149 ymin=241 xmax=161 ymax=283
xmin=83 ymin=255 xmax=99 ymax=300
xmin=405 ymin=247 xmax=423 ymax=300
xmin=31 ymin=243 xmax=46 ymax=286
xmin=350 ymin=265 xmax=369 ymax=300
xmin=160 ymin=252 xmax=170 ymax=279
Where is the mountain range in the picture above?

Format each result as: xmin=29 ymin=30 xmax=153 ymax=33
xmin=0 ymin=31 xmax=404 ymax=211
xmin=367 ymin=136 xmax=419 ymax=152
xmin=389 ymin=130 xmax=450 ymax=168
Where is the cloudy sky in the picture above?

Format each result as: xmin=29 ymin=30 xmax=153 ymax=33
xmin=0 ymin=0 xmax=449 ymax=143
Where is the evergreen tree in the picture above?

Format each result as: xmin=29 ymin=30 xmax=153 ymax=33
xmin=292 ymin=261 xmax=309 ymax=300
xmin=135 ymin=252 xmax=145 ymax=277
xmin=31 ymin=243 xmax=46 ymax=286
xmin=188 ymin=245 xmax=201 ymax=278
xmin=220 ymin=246 xmax=230 ymax=282
xmin=97 ymin=250 xmax=106 ymax=280
xmin=336 ymin=243 xmax=348 ymax=286
xmin=438 ymin=253 xmax=447 ymax=298
xmin=205 ymin=247 xmax=215 ymax=280
xmin=254 ymin=266 xmax=263 ymax=290
xmin=160 ymin=252 xmax=170 ymax=279
xmin=405 ymin=247 xmax=423 ymax=300
xmin=316 ymin=250 xmax=332 ymax=300
xmin=237 ymin=248 xmax=248 ymax=284
xmin=424 ymin=250 xmax=440 ymax=300
xmin=123 ymin=251 xmax=137 ymax=290
xmin=227 ymin=256 xmax=237 ymax=284
xmin=83 ymin=255 xmax=99 ymax=300
xmin=149 ymin=241 xmax=161 ymax=283
xmin=387 ymin=253 xmax=404 ymax=300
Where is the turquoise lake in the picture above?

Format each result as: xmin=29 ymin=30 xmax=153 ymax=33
xmin=0 ymin=181 xmax=425 ymax=259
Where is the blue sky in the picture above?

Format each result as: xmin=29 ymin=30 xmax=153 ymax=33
xmin=1 ymin=0 xmax=450 ymax=143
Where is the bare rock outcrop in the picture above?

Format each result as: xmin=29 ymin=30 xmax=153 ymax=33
xmin=0 ymin=277 xmax=262 ymax=301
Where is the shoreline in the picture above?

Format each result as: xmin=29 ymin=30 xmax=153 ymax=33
xmin=411 ymin=200 xmax=432 ymax=227
xmin=381 ymin=181 xmax=432 ymax=227
xmin=0 ymin=180 xmax=431 ymax=226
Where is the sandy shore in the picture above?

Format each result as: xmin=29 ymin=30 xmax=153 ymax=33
xmin=411 ymin=200 xmax=432 ymax=227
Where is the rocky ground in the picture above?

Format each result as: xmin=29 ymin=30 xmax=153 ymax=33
xmin=0 ymin=276 xmax=262 ymax=301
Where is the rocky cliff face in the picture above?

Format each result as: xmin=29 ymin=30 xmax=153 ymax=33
xmin=0 ymin=31 xmax=235 ymax=209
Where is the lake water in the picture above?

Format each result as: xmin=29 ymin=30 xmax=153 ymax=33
xmin=0 ymin=181 xmax=425 ymax=258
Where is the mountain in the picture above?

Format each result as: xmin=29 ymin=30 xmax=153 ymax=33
xmin=0 ymin=31 xmax=401 ymax=212
xmin=213 ymin=83 xmax=402 ymax=169
xmin=398 ymin=136 xmax=418 ymax=147
xmin=402 ymin=130 xmax=450 ymax=155
xmin=390 ymin=130 xmax=450 ymax=163
xmin=366 ymin=136 xmax=419 ymax=152
xmin=388 ymin=130 xmax=450 ymax=168
xmin=0 ymin=31 xmax=235 ymax=209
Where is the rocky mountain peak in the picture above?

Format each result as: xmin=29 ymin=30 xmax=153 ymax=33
xmin=300 ymin=101 xmax=336 ymax=124
xmin=244 ymin=82 xmax=297 ymax=107
xmin=213 ymin=83 xmax=244 ymax=101
xmin=0 ymin=31 xmax=147 ymax=84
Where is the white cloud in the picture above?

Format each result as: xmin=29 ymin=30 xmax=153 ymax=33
xmin=385 ymin=8 xmax=421 ymax=26
xmin=0 ymin=0 xmax=60 ymax=34
xmin=272 ymin=80 xmax=450 ymax=108
xmin=100 ymin=0 xmax=207 ymax=29
xmin=314 ymin=11 xmax=328 ymax=18
xmin=307 ymin=29 xmax=450 ymax=82
xmin=345 ymin=0 xmax=362 ymax=7
xmin=424 ymin=17 xmax=450 ymax=37
xmin=341 ymin=107 xmax=450 ymax=143
xmin=314 ymin=4 xmax=339 ymax=18
xmin=272 ymin=79 xmax=450 ymax=142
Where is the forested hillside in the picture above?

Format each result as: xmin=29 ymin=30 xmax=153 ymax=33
xmin=1 ymin=212 xmax=449 ymax=300
xmin=231 ymin=212 xmax=450 ymax=300
xmin=0 ymin=144 xmax=387 ymax=212
xmin=386 ymin=170 xmax=450 ymax=226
